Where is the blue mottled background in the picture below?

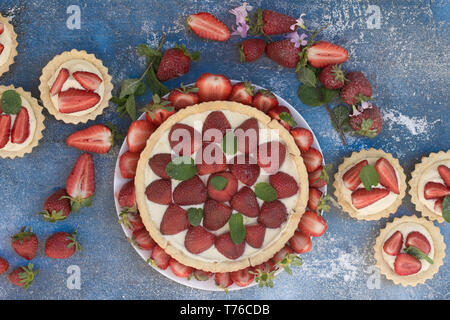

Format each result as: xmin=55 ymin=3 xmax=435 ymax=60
xmin=0 ymin=0 xmax=448 ymax=300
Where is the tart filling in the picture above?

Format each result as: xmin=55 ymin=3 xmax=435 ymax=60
xmin=0 ymin=15 xmax=18 ymax=76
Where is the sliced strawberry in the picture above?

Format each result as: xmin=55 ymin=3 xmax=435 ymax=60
xmin=257 ymin=141 xmax=286 ymax=174
xmin=168 ymin=85 xmax=199 ymax=110
xmin=424 ymin=182 xmax=450 ymax=200
xmin=272 ymin=244 xmax=293 ymax=263
xmin=215 ymin=232 xmax=245 ymax=260
xmin=148 ymin=153 xmax=172 ymax=179
xmin=308 ymin=188 xmax=322 ymax=212
xmin=383 ymin=231 xmax=403 ymax=256
xmin=11 ymin=107 xmax=30 ymax=144
xmin=302 ymin=147 xmax=323 ymax=173
xmin=375 ymin=158 xmax=399 ymax=194
xmin=231 ymin=186 xmax=259 ymax=218
xmin=143 ymin=95 xmax=175 ymax=126
xmin=229 ymin=81 xmax=254 ymax=105
xmin=298 ymin=210 xmax=327 ymax=237
xmin=229 ymin=154 xmax=260 ymax=186
xmin=58 ymin=88 xmax=100 ymax=113
xmin=203 ymin=199 xmax=232 ymax=231
xmin=50 ymin=68 xmax=69 ymax=96
xmin=307 ymin=41 xmax=349 ymax=68
xmin=207 ymin=171 xmax=238 ymax=202
xmin=268 ymin=106 xmax=297 ymax=130
xmin=258 ymin=200 xmax=287 ymax=228
xmin=127 ymin=120 xmax=156 ymax=153
xmin=245 ymin=224 xmax=266 ymax=248
xmin=132 ymin=228 xmax=155 ymax=251
xmin=195 ymin=142 xmax=227 ymax=175
xmin=193 ymin=269 xmax=213 ymax=281
xmin=351 ymin=188 xmax=390 ymax=209
xmin=66 ymin=124 xmax=112 ymax=154
xmin=438 ymin=165 xmax=450 ymax=187
xmin=405 ymin=231 xmax=431 ymax=255
xmin=119 ymin=208 xmax=144 ymax=232
xmin=118 ymin=180 xmax=136 ymax=208
xmin=169 ymin=258 xmax=193 ymax=278
xmin=215 ymin=272 xmax=233 ymax=289
xmin=73 ymin=71 xmax=102 ymax=91
xmin=394 ymin=253 xmax=421 ymax=276
xmin=185 ymin=226 xmax=215 ymax=254
xmin=145 ymin=179 xmax=171 ymax=205
xmin=202 ymin=110 xmax=231 ymax=143
xmin=119 ymin=151 xmax=140 ymax=179
xmin=290 ymin=127 xmax=313 ymax=153
xmin=66 ymin=153 xmax=95 ymax=208
xmin=187 ymin=12 xmax=231 ymax=41
xmin=289 ymin=231 xmax=312 ymax=254
xmin=234 ymin=118 xmax=259 ymax=155
xmin=169 ymin=123 xmax=202 ymax=156
xmin=195 ymin=73 xmax=232 ymax=102
xmin=434 ymin=198 xmax=443 ymax=213
xmin=269 ymin=171 xmax=299 ymax=199
xmin=252 ymin=89 xmax=278 ymax=113
xmin=342 ymin=160 xmax=369 ymax=191
xmin=308 ymin=165 xmax=328 ymax=189
xmin=150 ymin=245 xmax=170 ymax=270
xmin=230 ymin=267 xmax=254 ymax=287
xmin=0 ymin=114 xmax=11 ymax=149
xmin=173 ymin=175 xmax=207 ymax=205
xmin=160 ymin=204 xmax=189 ymax=235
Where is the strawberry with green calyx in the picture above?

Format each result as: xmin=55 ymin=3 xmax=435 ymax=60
xmin=266 ymin=39 xmax=301 ymax=68
xmin=168 ymin=83 xmax=199 ymax=110
xmin=229 ymin=81 xmax=254 ymax=105
xmin=8 ymin=263 xmax=39 ymax=289
xmin=11 ymin=226 xmax=38 ymax=260
xmin=156 ymin=44 xmax=200 ymax=82
xmin=45 ymin=230 xmax=82 ymax=259
xmin=250 ymin=263 xmax=277 ymax=288
xmin=275 ymin=252 xmax=303 ymax=275
xmin=308 ymin=163 xmax=332 ymax=189
xmin=64 ymin=153 xmax=95 ymax=212
xmin=39 ymin=188 xmax=72 ymax=222
xmin=239 ymin=39 xmax=266 ymax=62
xmin=340 ymin=71 xmax=373 ymax=105
xmin=249 ymin=9 xmax=297 ymax=36
xmin=141 ymin=94 xmax=175 ymax=126
xmin=118 ymin=206 xmax=144 ymax=232
xmin=319 ymin=64 xmax=346 ymax=89
xmin=349 ymin=102 xmax=383 ymax=138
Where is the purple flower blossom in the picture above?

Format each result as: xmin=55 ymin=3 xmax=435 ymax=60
xmin=229 ymin=2 xmax=253 ymax=38
xmin=231 ymin=23 xmax=250 ymax=38
xmin=285 ymin=31 xmax=308 ymax=48
xmin=290 ymin=13 xmax=306 ymax=30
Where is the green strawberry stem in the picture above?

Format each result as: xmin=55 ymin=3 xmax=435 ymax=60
xmin=324 ymin=103 xmax=348 ymax=146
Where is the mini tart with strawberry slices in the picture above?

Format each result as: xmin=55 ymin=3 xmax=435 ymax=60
xmin=0 ymin=86 xmax=45 ymax=159
xmin=409 ymin=151 xmax=450 ymax=223
xmin=135 ymin=101 xmax=309 ymax=273
xmin=333 ymin=148 xmax=406 ymax=220
xmin=0 ymin=14 xmax=18 ymax=77
xmin=374 ymin=215 xmax=445 ymax=286
xmin=39 ymin=49 xmax=113 ymax=124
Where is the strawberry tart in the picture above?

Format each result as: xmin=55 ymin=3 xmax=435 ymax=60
xmin=374 ymin=215 xmax=445 ymax=286
xmin=409 ymin=150 xmax=450 ymax=223
xmin=0 ymin=14 xmax=18 ymax=77
xmin=39 ymin=49 xmax=113 ymax=124
xmin=333 ymin=149 xmax=406 ymax=220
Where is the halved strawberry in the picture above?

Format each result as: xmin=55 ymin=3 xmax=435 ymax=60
xmin=185 ymin=226 xmax=215 ymax=254
xmin=298 ymin=210 xmax=327 ymax=237
xmin=438 ymin=165 xmax=450 ymax=187
xmin=148 ymin=153 xmax=172 ymax=179
xmin=118 ymin=180 xmax=135 ymax=208
xmin=424 ymin=182 xmax=450 ymax=200
xmin=160 ymin=204 xmax=189 ymax=235
xmin=127 ymin=120 xmax=156 ymax=153
xmin=0 ymin=114 xmax=11 ymax=149
xmin=187 ymin=12 xmax=231 ymax=41
xmin=119 ymin=151 xmax=140 ymax=179
xmin=290 ymin=127 xmax=313 ymax=153
xmin=58 ymin=89 xmax=100 ymax=113
xmin=73 ymin=71 xmax=102 ymax=91
xmin=434 ymin=198 xmax=443 ymax=213
xmin=272 ymin=245 xmax=293 ymax=263
xmin=245 ymin=224 xmax=266 ymax=248
xmin=229 ymin=81 xmax=254 ymax=105
xmin=375 ymin=158 xmax=399 ymax=194
xmin=145 ymin=179 xmax=171 ymax=205
xmin=257 ymin=141 xmax=286 ymax=174
xmin=207 ymin=172 xmax=238 ymax=202
xmin=302 ymin=147 xmax=323 ymax=173
xmin=203 ymin=199 xmax=232 ymax=231
xmin=215 ymin=232 xmax=245 ymax=260
xmin=405 ymin=231 xmax=431 ymax=255
xmin=131 ymin=228 xmax=155 ymax=251
xmin=195 ymin=142 xmax=227 ymax=175
xmin=383 ymin=231 xmax=403 ymax=256
xmin=269 ymin=171 xmax=299 ymax=199
xmin=289 ymin=231 xmax=312 ymax=254
xmin=66 ymin=153 xmax=95 ymax=211
xmin=258 ymin=200 xmax=287 ymax=228
xmin=202 ymin=110 xmax=231 ymax=143
xmin=215 ymin=272 xmax=233 ymax=289
xmin=230 ymin=267 xmax=254 ymax=287
xmin=308 ymin=188 xmax=322 ymax=212
xmin=307 ymin=41 xmax=349 ymax=68
xmin=235 ymin=118 xmax=259 ymax=155
xmin=173 ymin=175 xmax=207 ymax=205
xmin=308 ymin=165 xmax=328 ymax=189
xmin=351 ymin=188 xmax=390 ymax=209
xmin=231 ymin=186 xmax=259 ymax=218
xmin=342 ymin=160 xmax=368 ymax=191
xmin=11 ymin=107 xmax=30 ymax=144
xmin=66 ymin=124 xmax=113 ymax=154
xmin=193 ymin=269 xmax=213 ymax=281
xmin=119 ymin=208 xmax=144 ymax=232
xmin=252 ymin=89 xmax=278 ymax=113
xmin=268 ymin=106 xmax=297 ymax=130
xmin=196 ymin=73 xmax=232 ymax=102
xmin=142 ymin=95 xmax=175 ymax=126
xmin=394 ymin=253 xmax=421 ymax=276
xmin=169 ymin=258 xmax=193 ymax=278
xmin=150 ymin=245 xmax=170 ymax=270
xmin=168 ymin=85 xmax=199 ymax=110
xmin=169 ymin=123 xmax=202 ymax=156
xmin=50 ymin=68 xmax=69 ymax=96
xmin=229 ymin=154 xmax=260 ymax=186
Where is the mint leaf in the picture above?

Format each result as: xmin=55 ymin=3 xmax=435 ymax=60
xmin=279 ymin=112 xmax=297 ymax=127
xmin=297 ymin=66 xmax=317 ymax=88
xmin=165 ymin=157 xmax=197 ymax=181
xmin=229 ymin=213 xmax=246 ymax=245
xmin=359 ymin=165 xmax=379 ymax=191
xmin=321 ymin=87 xmax=339 ymax=104
xmin=187 ymin=208 xmax=203 ymax=227
xmin=119 ymin=79 xmax=143 ymax=98
xmin=124 ymin=95 xmax=136 ymax=120
xmin=134 ymin=81 xmax=147 ymax=96
xmin=210 ymin=176 xmax=228 ymax=191
xmin=254 ymin=182 xmax=278 ymax=202
xmin=405 ymin=246 xmax=434 ymax=264
xmin=1 ymin=90 xmax=22 ymax=115
xmin=222 ymin=131 xmax=238 ymax=155
xmin=332 ymin=104 xmax=352 ymax=133
xmin=297 ymin=84 xmax=322 ymax=107
xmin=442 ymin=196 xmax=450 ymax=223
xmin=146 ymin=67 xmax=169 ymax=97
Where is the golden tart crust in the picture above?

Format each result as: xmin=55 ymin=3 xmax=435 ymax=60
xmin=0 ymin=14 xmax=18 ymax=77
xmin=333 ymin=148 xmax=406 ymax=221
xmin=374 ymin=215 xmax=445 ymax=287
xmin=0 ymin=86 xmax=45 ymax=159
xmin=409 ymin=150 xmax=450 ymax=223
xmin=135 ymin=101 xmax=309 ymax=273
xmin=38 ymin=49 xmax=113 ymax=124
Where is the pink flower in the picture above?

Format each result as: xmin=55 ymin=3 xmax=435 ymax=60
xmin=285 ymin=31 xmax=308 ymax=48
xmin=229 ymin=2 xmax=253 ymax=38
xmin=231 ymin=23 xmax=250 ymax=38
xmin=290 ymin=13 xmax=306 ymax=30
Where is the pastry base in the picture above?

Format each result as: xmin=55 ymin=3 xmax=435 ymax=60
xmin=0 ymin=14 xmax=18 ymax=77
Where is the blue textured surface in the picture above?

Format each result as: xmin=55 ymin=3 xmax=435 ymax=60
xmin=0 ymin=0 xmax=448 ymax=300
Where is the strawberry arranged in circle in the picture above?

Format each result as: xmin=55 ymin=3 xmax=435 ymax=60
xmin=11 ymin=227 xmax=38 ymax=260
xmin=340 ymin=71 xmax=373 ymax=105
xmin=231 ymin=186 xmax=260 ymax=218
xmin=119 ymin=208 xmax=144 ymax=232
xmin=257 ymin=141 xmax=287 ymax=174
xmin=195 ymin=142 xmax=227 ymax=175
xmin=383 ymin=231 xmax=403 ymax=256
xmin=118 ymin=180 xmax=136 ymax=208
xmin=0 ymin=257 xmax=8 ymax=275
xmin=235 ymin=118 xmax=259 ymax=154
xmin=73 ymin=71 xmax=103 ymax=91
xmin=268 ymin=106 xmax=297 ymax=130
xmin=215 ymin=272 xmax=233 ymax=289
xmin=302 ymin=147 xmax=323 ymax=173
xmin=319 ymin=64 xmax=346 ymax=89
xmin=169 ymin=258 xmax=193 ymax=278
xmin=349 ymin=104 xmax=383 ymax=138
xmin=39 ymin=188 xmax=72 ymax=222
xmin=66 ymin=153 xmax=95 ymax=212
xmin=342 ymin=160 xmax=369 ymax=191
xmin=148 ymin=153 xmax=172 ymax=179
xmin=169 ymin=123 xmax=201 ymax=156
xmin=0 ymin=114 xmax=11 ymax=148
xmin=423 ymin=182 xmax=450 ymax=200
xmin=66 ymin=124 xmax=113 ymax=154
xmin=202 ymin=111 xmax=231 ymax=143
xmin=374 ymin=158 xmax=399 ymax=194
xmin=245 ymin=224 xmax=266 ymax=248
xmin=150 ymin=245 xmax=170 ymax=270
xmin=8 ymin=264 xmax=39 ymax=289
xmin=11 ymin=107 xmax=30 ymax=144
xmin=308 ymin=165 xmax=328 ymax=189
xmin=307 ymin=41 xmax=349 ymax=68
xmin=58 ymin=88 xmax=101 ymax=113
xmin=298 ymin=210 xmax=327 ymax=237
xmin=193 ymin=269 xmax=213 ymax=281
xmin=229 ymin=81 xmax=254 ymax=105
xmin=168 ymin=84 xmax=199 ymax=110
xmin=394 ymin=253 xmax=421 ymax=276
xmin=434 ymin=198 xmax=443 ymax=213
xmin=215 ymin=232 xmax=245 ymax=260
xmin=185 ymin=226 xmax=215 ymax=254
xmin=45 ymin=230 xmax=82 ymax=259
xmin=131 ymin=228 xmax=155 ymax=250
xmin=196 ymin=73 xmax=232 ymax=102
xmin=290 ymin=127 xmax=313 ymax=153
xmin=239 ymin=39 xmax=266 ymax=62
xmin=173 ymin=175 xmax=207 ymax=205
xmin=203 ymin=199 xmax=232 ymax=231
xmin=145 ymin=179 xmax=171 ymax=205
xmin=160 ymin=204 xmax=189 ymax=235
xmin=229 ymin=154 xmax=260 ymax=186
xmin=187 ymin=12 xmax=231 ymax=42
xmin=308 ymin=187 xmax=322 ymax=212
xmin=50 ymin=68 xmax=69 ymax=96
xmin=230 ymin=267 xmax=254 ymax=287
xmin=266 ymin=39 xmax=301 ymax=69
xmin=207 ymin=171 xmax=238 ymax=202
xmin=405 ymin=231 xmax=431 ymax=255
xmin=258 ymin=9 xmax=297 ymax=35
xmin=272 ymin=244 xmax=293 ymax=263
xmin=258 ymin=200 xmax=287 ymax=228
xmin=269 ymin=171 xmax=299 ymax=199
xmin=351 ymin=188 xmax=389 ymax=209
xmin=252 ymin=89 xmax=278 ymax=113
xmin=119 ymin=151 xmax=140 ymax=179
xmin=142 ymin=95 xmax=175 ymax=127
xmin=438 ymin=165 xmax=450 ymax=187
xmin=289 ymin=231 xmax=312 ymax=254
xmin=156 ymin=45 xmax=199 ymax=82
xmin=127 ymin=119 xmax=156 ymax=153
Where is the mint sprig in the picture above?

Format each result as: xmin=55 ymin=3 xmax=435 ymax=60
xmin=359 ymin=165 xmax=379 ymax=191
xmin=229 ymin=213 xmax=246 ymax=245
xmin=1 ymin=90 xmax=22 ymax=115
xmin=210 ymin=175 xmax=228 ymax=191
xmin=405 ymin=246 xmax=434 ymax=264
xmin=254 ymin=182 xmax=277 ymax=202
xmin=165 ymin=156 xmax=197 ymax=181
xmin=442 ymin=196 xmax=450 ymax=223
xmin=187 ymin=208 xmax=203 ymax=227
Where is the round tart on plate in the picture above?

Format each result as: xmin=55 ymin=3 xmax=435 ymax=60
xmin=0 ymin=14 xmax=18 ymax=77
xmin=135 ymin=101 xmax=309 ymax=273
xmin=39 ymin=49 xmax=113 ymax=124
xmin=409 ymin=150 xmax=450 ymax=223
xmin=0 ymin=86 xmax=45 ymax=159
xmin=334 ymin=148 xmax=406 ymax=220
xmin=374 ymin=215 xmax=445 ymax=286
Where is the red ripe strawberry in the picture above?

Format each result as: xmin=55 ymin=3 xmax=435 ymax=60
xmin=268 ymin=106 xmax=297 ymax=130
xmin=229 ymin=154 xmax=260 ymax=186
xmin=215 ymin=232 xmax=245 ymax=260
xmin=308 ymin=165 xmax=328 ymax=189
xmin=406 ymin=231 xmax=431 ymax=255
xmin=168 ymin=84 xmax=199 ymax=110
xmin=266 ymin=39 xmax=300 ymax=68
xmin=203 ymin=199 xmax=232 ymax=231
xmin=260 ymin=9 xmax=297 ymax=35
xmin=0 ymin=22 xmax=4 ymax=35
xmin=307 ymin=41 xmax=348 ymax=68
xmin=169 ymin=123 xmax=202 ymax=156
xmin=142 ymin=95 xmax=175 ymax=126
xmin=173 ymin=175 xmax=207 ymax=205
xmin=239 ymin=39 xmax=266 ymax=62
xmin=252 ymin=89 xmax=278 ymax=113
xmin=258 ymin=200 xmax=287 ymax=228
xmin=438 ymin=165 xmax=450 ymax=187
xmin=349 ymin=104 xmax=383 ymax=138
xmin=245 ymin=224 xmax=266 ymax=248
xmin=308 ymin=187 xmax=322 ymax=212
xmin=0 ymin=257 xmax=8 ymax=275
xmin=340 ymin=71 xmax=373 ymax=105
xmin=434 ymin=198 xmax=443 ymax=213
xmin=160 ymin=204 xmax=189 ymax=235
xmin=185 ymin=226 xmax=215 ymax=254
xmin=272 ymin=244 xmax=293 ymax=263
xmin=196 ymin=143 xmax=227 ymax=175
xmin=118 ymin=180 xmax=135 ymax=208
xmin=215 ymin=272 xmax=233 ymax=289
xmin=50 ymin=68 xmax=69 ymax=96
xmin=45 ymin=230 xmax=82 ymax=259
xmin=73 ymin=71 xmax=102 ymax=91
xmin=235 ymin=118 xmax=259 ymax=154
xmin=66 ymin=124 xmax=113 ymax=154
xmin=254 ymin=259 xmax=276 ymax=273
xmin=39 ymin=188 xmax=71 ymax=222
xmin=230 ymin=267 xmax=254 ymax=287
xmin=148 ymin=153 xmax=172 ymax=179
xmin=119 ymin=208 xmax=144 ymax=232
xmin=424 ymin=182 xmax=450 ymax=199
xmin=169 ymin=258 xmax=193 ymax=278
xmin=289 ymin=231 xmax=312 ymax=254
xmin=394 ymin=253 xmax=421 ymax=276
xmin=229 ymin=81 xmax=254 ymax=105
xmin=269 ymin=171 xmax=299 ymax=199
xmin=156 ymin=45 xmax=199 ymax=82
xmin=231 ymin=186 xmax=259 ymax=218
xmin=127 ymin=119 xmax=156 ymax=153
xmin=8 ymin=263 xmax=39 ymax=289
xmin=58 ymin=88 xmax=101 ymax=113
xmin=342 ymin=160 xmax=369 ymax=191
xmin=207 ymin=172 xmax=238 ymax=202
xmin=318 ymin=64 xmax=346 ymax=89
xmin=131 ymin=228 xmax=156 ymax=251
xmin=11 ymin=227 xmax=38 ymax=260
xmin=187 ymin=12 xmax=230 ymax=41
xmin=257 ymin=141 xmax=286 ymax=174
xmin=66 ymin=153 xmax=95 ymax=211
xmin=119 ymin=151 xmax=140 ymax=179
xmin=0 ymin=114 xmax=11 ymax=148
xmin=351 ymin=188 xmax=390 ymax=209
xmin=145 ymin=179 xmax=171 ymax=205
xmin=0 ymin=44 xmax=3 ymax=55
xmin=298 ymin=210 xmax=327 ymax=237
xmin=383 ymin=231 xmax=403 ymax=256
xmin=291 ymin=127 xmax=313 ymax=153
xmin=202 ymin=110 xmax=231 ymax=143
xmin=150 ymin=245 xmax=170 ymax=270
xmin=302 ymin=147 xmax=323 ymax=173
xmin=193 ymin=269 xmax=213 ymax=281
xmin=11 ymin=107 xmax=30 ymax=144
xmin=196 ymin=73 xmax=232 ymax=102
xmin=375 ymin=158 xmax=399 ymax=194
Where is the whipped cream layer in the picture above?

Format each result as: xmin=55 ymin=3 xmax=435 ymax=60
xmin=0 ymin=21 xmax=13 ymax=67
xmin=417 ymin=160 xmax=450 ymax=216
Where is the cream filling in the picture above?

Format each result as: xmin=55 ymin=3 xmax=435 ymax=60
xmin=0 ymin=22 xmax=13 ymax=67
xmin=47 ymin=59 xmax=105 ymax=116
xmin=382 ymin=222 xmax=434 ymax=274
xmin=417 ymin=160 xmax=450 ymax=215
xmin=143 ymin=110 xmax=301 ymax=263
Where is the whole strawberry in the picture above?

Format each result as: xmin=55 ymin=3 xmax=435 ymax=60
xmin=11 ymin=226 xmax=38 ymax=260
xmin=45 ymin=230 xmax=82 ymax=259
xmin=252 ymin=9 xmax=297 ymax=35
xmin=266 ymin=39 xmax=300 ymax=68
xmin=39 ymin=188 xmax=72 ymax=222
xmin=156 ymin=45 xmax=200 ymax=82
xmin=318 ymin=64 xmax=346 ymax=89
xmin=239 ymin=39 xmax=266 ymax=62
xmin=349 ymin=103 xmax=383 ymax=138
xmin=0 ymin=257 xmax=9 ymax=275
xmin=142 ymin=94 xmax=175 ymax=126
xmin=340 ymin=71 xmax=373 ymax=105
xmin=8 ymin=263 xmax=39 ymax=289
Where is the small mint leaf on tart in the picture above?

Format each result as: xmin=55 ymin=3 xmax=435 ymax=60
xmin=359 ymin=165 xmax=379 ymax=191
xmin=1 ymin=90 xmax=22 ymax=115
xmin=222 ymin=131 xmax=238 ymax=155
xmin=254 ymin=182 xmax=278 ymax=202
xmin=443 ymin=196 xmax=450 ymax=223
xmin=405 ymin=246 xmax=434 ymax=264
xmin=229 ymin=213 xmax=246 ymax=245
xmin=165 ymin=156 xmax=197 ymax=181
xmin=187 ymin=208 xmax=203 ymax=227
xmin=210 ymin=175 xmax=228 ymax=191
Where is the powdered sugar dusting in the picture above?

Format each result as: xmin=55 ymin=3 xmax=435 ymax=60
xmin=384 ymin=110 xmax=441 ymax=136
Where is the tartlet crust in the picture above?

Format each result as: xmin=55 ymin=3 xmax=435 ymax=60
xmin=0 ymin=86 xmax=45 ymax=159
xmin=374 ymin=215 xmax=446 ymax=287
xmin=38 ymin=49 xmax=113 ymax=124
xmin=0 ymin=15 xmax=18 ymax=77
xmin=135 ymin=101 xmax=309 ymax=273
xmin=333 ymin=148 xmax=406 ymax=221
xmin=409 ymin=150 xmax=450 ymax=223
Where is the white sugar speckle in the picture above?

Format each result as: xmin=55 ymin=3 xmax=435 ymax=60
xmin=383 ymin=110 xmax=440 ymax=136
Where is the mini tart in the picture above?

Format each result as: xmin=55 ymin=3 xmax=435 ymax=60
xmin=39 ymin=49 xmax=113 ymax=124
xmin=135 ymin=101 xmax=309 ymax=273
xmin=374 ymin=215 xmax=445 ymax=286
xmin=0 ymin=14 xmax=18 ymax=77
xmin=409 ymin=150 xmax=450 ymax=223
xmin=0 ymin=85 xmax=45 ymax=159
xmin=333 ymin=148 xmax=406 ymax=221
